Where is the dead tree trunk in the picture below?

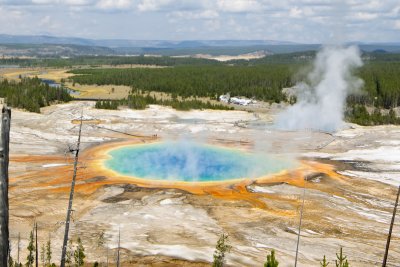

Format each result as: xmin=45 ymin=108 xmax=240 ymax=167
xmin=17 ymin=232 xmax=20 ymax=265
xmin=382 ymin=185 xmax=400 ymax=267
xmin=294 ymin=180 xmax=306 ymax=267
xmin=35 ymin=222 xmax=38 ymax=267
xmin=116 ymin=228 xmax=120 ymax=267
xmin=0 ymin=107 xmax=11 ymax=267
xmin=60 ymin=113 xmax=83 ymax=267
xmin=106 ymin=246 xmax=109 ymax=267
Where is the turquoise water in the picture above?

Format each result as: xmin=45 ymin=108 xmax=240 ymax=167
xmin=105 ymin=142 xmax=296 ymax=182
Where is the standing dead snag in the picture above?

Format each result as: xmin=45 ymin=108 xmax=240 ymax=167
xmin=35 ymin=222 xmax=38 ymax=267
xmin=0 ymin=107 xmax=11 ymax=267
xmin=17 ymin=232 xmax=20 ymax=265
xmin=295 ymin=179 xmax=306 ymax=267
xmin=382 ymin=185 xmax=400 ymax=267
xmin=116 ymin=228 xmax=120 ymax=267
xmin=60 ymin=111 xmax=83 ymax=267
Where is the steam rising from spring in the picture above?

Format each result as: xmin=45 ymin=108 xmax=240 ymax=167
xmin=275 ymin=46 xmax=364 ymax=133
xmin=105 ymin=141 xmax=296 ymax=181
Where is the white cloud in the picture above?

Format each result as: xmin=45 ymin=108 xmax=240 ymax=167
xmin=0 ymin=6 xmax=23 ymax=18
xmin=0 ymin=0 xmax=398 ymax=42
xmin=289 ymin=7 xmax=301 ymax=18
xmin=137 ymin=0 xmax=202 ymax=12
xmin=168 ymin=10 xmax=218 ymax=20
xmin=38 ymin=14 xmax=59 ymax=29
xmin=31 ymin=0 xmax=53 ymax=3
xmin=395 ymin=20 xmax=400 ymax=30
xmin=65 ymin=0 xmax=92 ymax=5
xmin=205 ymin=19 xmax=220 ymax=31
xmin=217 ymin=0 xmax=261 ymax=13
xmin=0 ymin=6 xmax=26 ymax=34
xmin=353 ymin=12 xmax=378 ymax=21
xmin=138 ymin=0 xmax=174 ymax=12
xmin=349 ymin=0 xmax=382 ymax=11
xmin=38 ymin=14 xmax=51 ymax=26
xmin=0 ymin=0 xmax=95 ymax=6
xmin=96 ymin=0 xmax=133 ymax=10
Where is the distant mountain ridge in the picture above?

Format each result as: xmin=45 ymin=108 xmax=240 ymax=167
xmin=0 ymin=34 xmax=298 ymax=48
xmin=1 ymin=34 xmax=400 ymax=57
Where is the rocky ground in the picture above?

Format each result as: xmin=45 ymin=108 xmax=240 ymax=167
xmin=8 ymin=101 xmax=400 ymax=266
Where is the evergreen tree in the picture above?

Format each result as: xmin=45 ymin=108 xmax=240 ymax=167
xmin=97 ymin=231 xmax=105 ymax=247
xmin=0 ymin=77 xmax=71 ymax=113
xmin=335 ymin=247 xmax=349 ymax=267
xmin=8 ymin=240 xmax=14 ymax=267
xmin=264 ymin=250 xmax=279 ymax=267
xmin=40 ymin=243 xmax=45 ymax=267
xmin=212 ymin=233 xmax=231 ymax=267
xmin=8 ymin=255 xmax=14 ymax=267
xmin=66 ymin=239 xmax=73 ymax=267
xmin=320 ymin=255 xmax=329 ymax=267
xmin=74 ymin=237 xmax=85 ymax=267
xmin=46 ymin=238 xmax=52 ymax=266
xmin=26 ymin=230 xmax=35 ymax=267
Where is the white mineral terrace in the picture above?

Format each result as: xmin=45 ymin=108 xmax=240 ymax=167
xmin=8 ymin=101 xmax=400 ymax=266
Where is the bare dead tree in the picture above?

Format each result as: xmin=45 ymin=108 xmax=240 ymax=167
xmin=294 ymin=180 xmax=306 ymax=267
xmin=0 ymin=107 xmax=11 ymax=267
xmin=106 ymin=245 xmax=109 ymax=267
xmin=116 ymin=228 xmax=120 ymax=267
xmin=60 ymin=111 xmax=83 ymax=267
xmin=8 ymin=240 xmax=11 ymax=266
xmin=35 ymin=222 xmax=38 ymax=267
xmin=382 ymin=185 xmax=400 ymax=267
xmin=17 ymin=232 xmax=20 ymax=265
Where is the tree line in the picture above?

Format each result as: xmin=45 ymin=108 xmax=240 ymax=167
xmin=95 ymin=93 xmax=234 ymax=111
xmin=2 ymin=50 xmax=398 ymax=68
xmin=69 ymin=60 xmax=400 ymax=108
xmin=70 ymin=65 xmax=291 ymax=103
xmin=0 ymin=55 xmax=221 ymax=68
xmin=346 ymin=105 xmax=400 ymax=126
xmin=0 ymin=77 xmax=71 ymax=113
xmin=354 ymin=61 xmax=400 ymax=108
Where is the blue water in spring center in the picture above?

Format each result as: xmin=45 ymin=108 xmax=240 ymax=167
xmin=105 ymin=142 xmax=296 ymax=182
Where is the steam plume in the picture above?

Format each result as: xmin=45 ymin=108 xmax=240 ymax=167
xmin=275 ymin=45 xmax=363 ymax=133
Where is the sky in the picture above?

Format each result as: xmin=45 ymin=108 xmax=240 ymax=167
xmin=0 ymin=0 xmax=399 ymax=43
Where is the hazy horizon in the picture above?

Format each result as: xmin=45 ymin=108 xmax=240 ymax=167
xmin=2 ymin=33 xmax=400 ymax=44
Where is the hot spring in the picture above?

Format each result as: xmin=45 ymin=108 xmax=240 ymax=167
xmin=105 ymin=142 xmax=297 ymax=182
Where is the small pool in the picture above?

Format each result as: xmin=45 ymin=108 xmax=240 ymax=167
xmin=105 ymin=142 xmax=296 ymax=182
xmin=40 ymin=79 xmax=80 ymax=95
